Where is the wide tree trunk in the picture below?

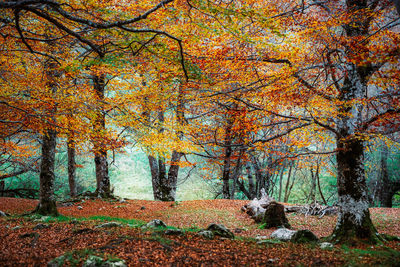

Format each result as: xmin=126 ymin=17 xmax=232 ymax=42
xmin=92 ymin=74 xmax=111 ymax=198
xmin=331 ymin=137 xmax=380 ymax=243
xmin=329 ymin=0 xmax=385 ymax=244
xmin=35 ymin=129 xmax=59 ymax=216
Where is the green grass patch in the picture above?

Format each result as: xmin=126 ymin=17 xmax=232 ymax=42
xmin=340 ymin=245 xmax=400 ymax=266
xmin=48 ymin=248 xmax=124 ymax=267
xmin=83 ymin=215 xmax=145 ymax=226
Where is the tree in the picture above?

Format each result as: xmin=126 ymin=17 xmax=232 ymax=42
xmin=182 ymin=0 xmax=400 ymax=243
xmin=1 ymin=0 xmax=188 ymax=203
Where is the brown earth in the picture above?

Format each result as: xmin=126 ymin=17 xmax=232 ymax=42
xmin=0 ymin=197 xmax=399 ymax=266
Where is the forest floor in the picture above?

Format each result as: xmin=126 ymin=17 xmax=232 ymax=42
xmin=0 ymin=197 xmax=399 ymax=266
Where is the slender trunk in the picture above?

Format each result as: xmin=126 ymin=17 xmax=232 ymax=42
xmin=92 ymin=74 xmax=111 ymax=198
xmin=316 ymin=161 xmax=327 ymax=205
xmin=230 ymin=147 xmax=245 ymax=199
xmin=309 ymin=167 xmax=317 ymax=203
xmin=278 ymin=163 xmax=285 ymax=202
xmin=161 ymin=85 xmax=186 ymax=201
xmin=164 ymin=150 xmax=183 ymax=201
xmin=283 ymin=161 xmax=293 ymax=203
xmin=222 ymin=117 xmax=233 ymax=199
xmin=67 ymin=133 xmax=77 ymax=197
xmin=246 ymin=164 xmax=256 ymax=199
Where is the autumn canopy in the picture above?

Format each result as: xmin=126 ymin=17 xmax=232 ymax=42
xmin=0 ymin=0 xmax=399 ymax=245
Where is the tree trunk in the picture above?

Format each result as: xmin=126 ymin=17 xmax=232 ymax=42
xmin=222 ymin=118 xmax=233 ymax=199
xmin=375 ymin=144 xmax=400 ymax=208
xmin=376 ymin=144 xmax=391 ymax=207
xmin=149 ymin=155 xmax=161 ymax=200
xmin=330 ymin=0 xmax=384 ymax=244
xmin=278 ymin=163 xmax=285 ymax=202
xmin=67 ymin=133 xmax=77 ymax=197
xmin=309 ymin=166 xmax=317 ymax=203
xmin=35 ymin=129 xmax=59 ymax=216
xmin=331 ymin=137 xmax=381 ymax=243
xmin=34 ymin=34 xmax=59 ymax=216
xmin=316 ymin=161 xmax=327 ymax=205
xmin=246 ymin=163 xmax=256 ymax=199
xmin=164 ymin=151 xmax=183 ymax=201
xmin=283 ymin=161 xmax=294 ymax=203
xmin=92 ymin=74 xmax=111 ymax=198
xmin=149 ymin=103 xmax=184 ymax=201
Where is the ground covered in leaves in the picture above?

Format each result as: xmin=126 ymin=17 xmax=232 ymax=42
xmin=0 ymin=197 xmax=399 ymax=266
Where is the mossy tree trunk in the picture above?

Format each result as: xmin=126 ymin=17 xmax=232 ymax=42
xmin=35 ymin=129 xmax=59 ymax=216
xmin=328 ymin=0 xmax=387 ymax=244
xmin=330 ymin=137 xmax=381 ymax=243
xmin=34 ymin=33 xmax=59 ymax=216
xmin=92 ymin=73 xmax=111 ymax=198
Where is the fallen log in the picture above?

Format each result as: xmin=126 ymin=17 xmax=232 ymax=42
xmin=241 ymin=191 xmax=338 ymax=222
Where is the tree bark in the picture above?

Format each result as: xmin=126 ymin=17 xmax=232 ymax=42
xmin=330 ymin=0 xmax=384 ymax=244
xmin=283 ymin=161 xmax=294 ymax=203
xmin=35 ymin=129 xmax=59 ymax=216
xmin=316 ymin=161 xmax=327 ymax=205
xmin=34 ymin=33 xmax=59 ymax=216
xmin=67 ymin=133 xmax=77 ymax=197
xmin=331 ymin=137 xmax=380 ymax=243
xmin=309 ymin=166 xmax=317 ymax=203
xmin=92 ymin=73 xmax=111 ymax=198
xmin=221 ymin=121 xmax=233 ymax=199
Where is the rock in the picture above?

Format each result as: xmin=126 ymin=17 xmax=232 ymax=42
xmin=102 ymin=260 xmax=127 ymax=267
xmin=77 ymin=206 xmax=83 ymax=210
xmin=12 ymin=226 xmax=21 ymax=230
xmin=290 ymin=229 xmax=319 ymax=243
xmin=119 ymin=198 xmax=127 ymax=203
xmin=165 ymin=229 xmax=183 ymax=235
xmin=33 ymin=216 xmax=51 ymax=222
xmin=234 ymin=228 xmax=244 ymax=233
xmin=0 ymin=210 xmax=9 ymax=217
xmin=206 ymin=223 xmax=234 ymax=239
xmin=262 ymin=201 xmax=291 ymax=228
xmin=95 ymin=222 xmax=122 ymax=229
xmin=50 ymin=253 xmax=126 ymax=267
xmin=83 ymin=255 xmax=104 ymax=267
xmin=255 ymin=235 xmax=268 ymax=241
xmin=33 ymin=223 xmax=50 ymax=230
xmin=320 ymin=242 xmax=334 ymax=249
xmin=198 ymin=230 xmax=214 ymax=239
xmin=267 ymin=258 xmax=279 ymax=263
xmin=270 ymin=228 xmax=297 ymax=241
xmin=47 ymin=255 xmax=66 ymax=267
xmin=69 ymin=219 xmax=80 ymax=225
xmin=144 ymin=219 xmax=167 ymax=228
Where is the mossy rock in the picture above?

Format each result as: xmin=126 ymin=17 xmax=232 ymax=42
xmin=290 ymin=230 xmax=319 ymax=243
xmin=206 ymin=223 xmax=234 ymax=239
